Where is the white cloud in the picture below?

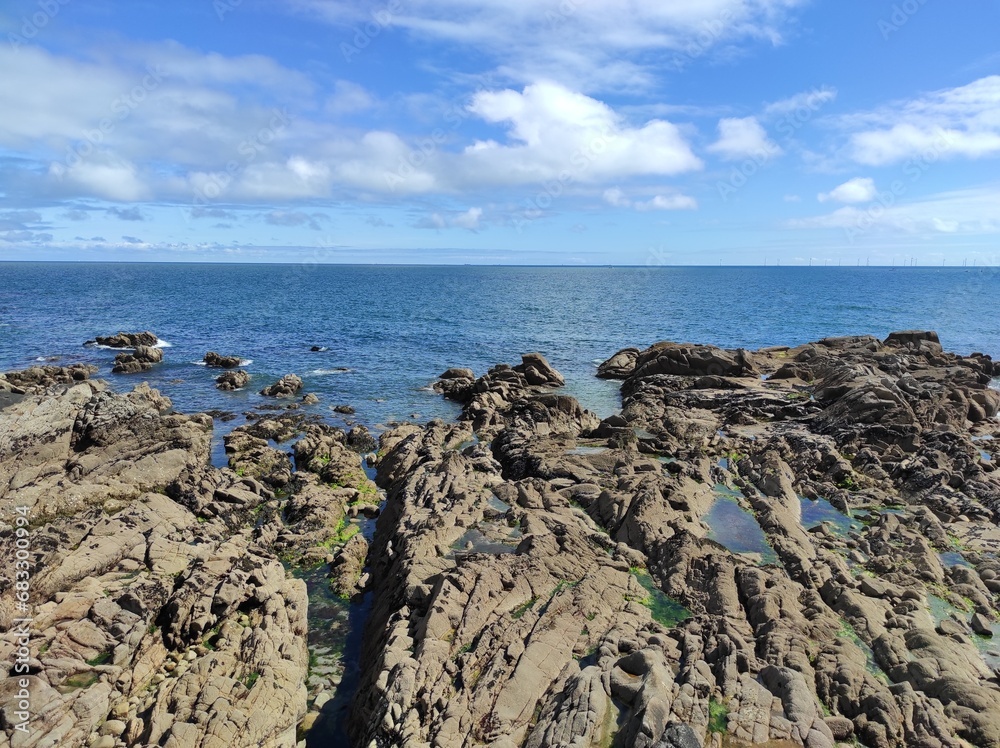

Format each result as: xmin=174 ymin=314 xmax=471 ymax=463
xmin=460 ymin=81 xmax=702 ymax=185
xmin=603 ymin=187 xmax=630 ymax=207
xmin=326 ymin=80 xmax=374 ymax=114
xmin=289 ymin=0 xmax=806 ymax=91
xmin=839 ymin=76 xmax=1000 ymax=165
xmin=602 ymin=187 xmax=696 ymax=211
xmin=707 ymin=117 xmax=782 ymax=160
xmin=788 ymin=186 xmax=1000 ymax=236
xmin=764 ymin=87 xmax=837 ymax=116
xmin=416 ymin=207 xmax=483 ymax=231
xmin=818 ymin=177 xmax=876 ymax=204
xmin=636 ymin=194 xmax=698 ymax=211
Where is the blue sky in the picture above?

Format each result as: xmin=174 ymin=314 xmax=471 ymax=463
xmin=1 ymin=0 xmax=999 ymax=264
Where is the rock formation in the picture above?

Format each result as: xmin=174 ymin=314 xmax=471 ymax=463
xmin=260 ymin=375 xmax=303 ymax=398
xmin=216 ymin=369 xmax=250 ymax=391
xmin=111 ymin=346 xmax=163 ymax=374
xmin=350 ymin=334 xmax=1000 ymax=748
xmin=204 ymin=352 xmax=243 ymax=369
xmin=5 ymin=332 xmax=1000 ymax=748
xmin=86 ymin=332 xmax=159 ymax=349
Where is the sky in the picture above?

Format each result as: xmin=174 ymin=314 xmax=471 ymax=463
xmin=1 ymin=0 xmax=999 ymax=265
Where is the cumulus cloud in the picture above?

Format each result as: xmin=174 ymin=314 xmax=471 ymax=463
xmin=818 ymin=177 xmax=876 ymax=204
xmin=839 ymin=76 xmax=1000 ymax=165
xmin=707 ymin=117 xmax=782 ymax=160
xmin=460 ymin=81 xmax=701 ymax=185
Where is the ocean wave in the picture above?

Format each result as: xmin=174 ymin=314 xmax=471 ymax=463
xmin=154 ymin=339 xmax=172 ymax=348
xmin=310 ymin=368 xmax=351 ymax=375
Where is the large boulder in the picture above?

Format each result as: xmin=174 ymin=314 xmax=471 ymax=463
xmin=515 ymin=352 xmax=565 ymax=387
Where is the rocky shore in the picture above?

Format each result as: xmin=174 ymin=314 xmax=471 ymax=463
xmin=3 ymin=332 xmax=1000 ymax=748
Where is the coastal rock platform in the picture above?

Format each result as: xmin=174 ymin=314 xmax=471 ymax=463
xmin=2 ymin=332 xmax=1000 ymax=748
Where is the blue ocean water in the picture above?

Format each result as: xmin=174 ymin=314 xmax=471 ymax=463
xmin=2 ymin=263 xmax=999 ymax=431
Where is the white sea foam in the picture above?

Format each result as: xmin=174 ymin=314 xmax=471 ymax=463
xmin=240 ymin=358 xmax=253 ymax=366
xmin=154 ymin=339 xmax=172 ymax=348
xmin=310 ymin=368 xmax=351 ymax=375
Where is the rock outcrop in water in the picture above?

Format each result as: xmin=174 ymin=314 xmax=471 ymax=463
xmin=216 ymin=369 xmax=250 ymax=391
xmin=111 ymin=345 xmax=163 ymax=374
xmin=4 ymin=331 xmax=1000 ymax=748
xmin=204 ymin=352 xmax=243 ymax=369
xmin=260 ymin=374 xmax=303 ymax=398
xmin=86 ymin=332 xmax=159 ymax=349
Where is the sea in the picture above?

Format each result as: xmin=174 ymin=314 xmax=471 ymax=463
xmin=3 ymin=263 xmax=999 ymax=433
xmin=3 ymin=261 xmax=1000 ymax=745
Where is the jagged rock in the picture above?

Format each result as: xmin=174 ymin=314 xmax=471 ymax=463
xmin=302 ymin=393 xmax=320 ymax=405
xmin=334 ymin=404 xmax=356 ymax=414
xmin=260 ymin=374 xmax=303 ymax=398
xmin=0 ymin=377 xmax=306 ymax=748
xmin=204 ymin=351 xmax=242 ymax=368
xmin=111 ymin=345 xmax=164 ymax=374
xmin=216 ymin=369 xmax=250 ymax=391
